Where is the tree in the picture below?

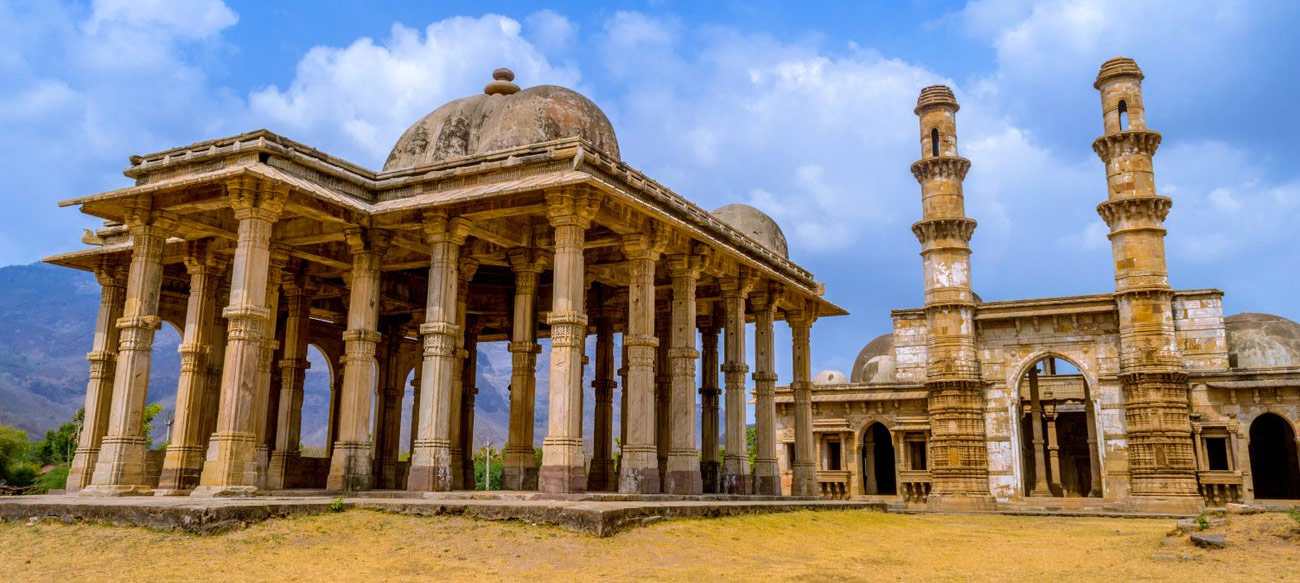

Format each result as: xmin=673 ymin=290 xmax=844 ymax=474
xmin=0 ymin=425 xmax=36 ymax=488
xmin=746 ymin=426 xmax=757 ymax=474
xmin=142 ymin=403 xmax=164 ymax=449
xmin=38 ymin=408 xmax=82 ymax=465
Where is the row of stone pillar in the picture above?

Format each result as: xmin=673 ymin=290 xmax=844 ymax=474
xmin=69 ymin=185 xmax=819 ymax=498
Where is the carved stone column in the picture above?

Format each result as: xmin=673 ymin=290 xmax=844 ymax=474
xmin=409 ymin=213 xmax=469 ymax=492
xmin=159 ymin=241 xmax=227 ymax=493
xmin=1027 ymin=366 xmax=1050 ymax=496
xmin=67 ymin=259 xmax=126 ymax=492
xmin=459 ymin=316 xmax=481 ymax=488
xmin=267 ymin=269 xmax=314 ymax=490
xmin=325 ymin=227 xmax=390 ymax=492
xmin=199 ymin=280 xmax=229 ymax=449
xmin=665 ymin=253 xmax=702 ymax=494
xmin=654 ymin=294 xmax=671 ymax=484
xmin=85 ymin=203 xmax=175 ymax=496
xmin=788 ymin=306 xmax=817 ymax=497
xmin=752 ymin=287 xmax=780 ymax=495
xmin=588 ymin=295 xmax=617 ymax=492
xmin=252 ymin=246 xmax=288 ymax=488
xmin=698 ymin=314 xmax=721 ymax=494
xmin=407 ymin=366 xmax=422 ymax=456
xmin=503 ymin=248 xmax=542 ymax=490
xmin=720 ymin=276 xmax=752 ymax=495
xmin=539 ymin=190 xmax=599 ymax=493
xmin=1046 ymin=409 xmax=1062 ymax=494
xmin=371 ymin=319 xmax=405 ymax=489
xmin=618 ymin=233 xmax=661 ymax=494
xmin=194 ymin=179 xmax=284 ymax=496
xmin=448 ymin=257 xmax=478 ymax=489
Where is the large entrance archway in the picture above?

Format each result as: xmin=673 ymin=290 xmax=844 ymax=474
xmin=861 ymin=422 xmax=896 ymax=495
xmin=1017 ymin=355 xmax=1101 ymax=497
xmin=1248 ymin=413 xmax=1300 ymax=500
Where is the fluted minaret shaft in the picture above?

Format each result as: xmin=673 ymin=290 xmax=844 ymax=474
xmin=1093 ymin=57 xmax=1198 ymax=503
xmin=911 ymin=86 xmax=989 ymax=503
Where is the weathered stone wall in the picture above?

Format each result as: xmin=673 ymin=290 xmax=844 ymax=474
xmin=1173 ymin=291 xmax=1230 ymax=371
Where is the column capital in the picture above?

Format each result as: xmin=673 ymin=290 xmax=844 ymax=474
xmin=422 ymin=212 xmax=472 ymax=245
xmin=183 ymin=239 xmax=228 ymax=276
xmin=507 ymin=247 xmax=548 ymax=273
xmin=458 ymin=256 xmax=480 ymax=283
xmin=666 ymin=253 xmax=704 ymax=279
xmin=343 ymin=226 xmax=392 ymax=256
xmin=281 ymin=269 xmax=319 ymax=297
xmin=719 ymin=275 xmax=755 ymax=298
xmin=226 ymin=176 xmax=287 ymax=221
xmin=545 ymin=189 xmax=601 ymax=229
xmin=751 ymin=282 xmax=785 ymax=311
xmin=620 ymin=229 xmax=667 ymax=261
xmin=124 ymin=205 xmax=178 ymax=237
xmin=93 ymin=257 xmax=128 ymax=288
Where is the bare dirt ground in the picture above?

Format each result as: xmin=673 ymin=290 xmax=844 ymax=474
xmin=2 ymin=509 xmax=1297 ymax=582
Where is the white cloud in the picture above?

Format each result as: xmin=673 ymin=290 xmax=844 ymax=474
xmin=248 ymin=15 xmax=581 ymax=166
xmin=84 ymin=0 xmax=237 ymax=39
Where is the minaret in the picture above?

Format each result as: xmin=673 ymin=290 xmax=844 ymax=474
xmin=1092 ymin=57 xmax=1200 ymax=508
xmin=911 ymin=86 xmax=992 ymax=508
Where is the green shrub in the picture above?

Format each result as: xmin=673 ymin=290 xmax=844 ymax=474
xmin=27 ymin=465 xmax=69 ymax=494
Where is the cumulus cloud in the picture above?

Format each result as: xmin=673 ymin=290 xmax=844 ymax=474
xmin=249 ymin=15 xmax=581 ymax=166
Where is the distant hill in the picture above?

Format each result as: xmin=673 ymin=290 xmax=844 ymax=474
xmin=0 ymin=262 xmax=668 ymax=454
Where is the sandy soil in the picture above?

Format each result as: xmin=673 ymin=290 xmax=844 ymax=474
xmin=2 ymin=509 xmax=1297 ymax=582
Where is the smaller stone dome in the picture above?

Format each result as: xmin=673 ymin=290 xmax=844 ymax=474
xmin=864 ymin=355 xmax=897 ymax=383
xmin=711 ymin=203 xmax=788 ymax=258
xmin=851 ymin=333 xmax=894 ymax=383
xmin=813 ymin=370 xmax=848 ymax=386
xmin=1225 ymin=313 xmax=1300 ymax=369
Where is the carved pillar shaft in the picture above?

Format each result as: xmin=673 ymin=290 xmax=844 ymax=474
xmin=67 ymin=260 xmax=126 ymax=492
xmin=458 ymin=317 xmax=480 ymax=488
xmin=447 ymin=257 xmax=478 ymax=489
xmin=325 ymin=227 xmax=389 ymax=492
xmin=539 ymin=191 xmax=595 ymax=494
xmin=654 ymin=298 xmax=670 ymax=484
xmin=618 ymin=235 xmax=661 ymax=494
xmin=195 ymin=180 xmax=284 ymax=496
xmin=409 ymin=215 xmax=467 ymax=492
xmin=588 ymin=307 xmax=616 ymax=492
xmin=87 ymin=206 xmax=174 ymax=495
xmin=159 ymin=242 xmax=226 ymax=493
xmin=252 ymin=248 xmax=288 ymax=488
xmin=721 ymin=278 xmax=751 ymax=495
xmin=752 ymin=292 xmax=780 ymax=496
xmin=1028 ymin=367 xmax=1050 ymax=496
xmin=699 ymin=317 xmax=721 ymax=494
xmin=267 ymin=272 xmax=312 ymax=490
xmin=789 ymin=308 xmax=817 ymax=497
xmin=665 ymin=254 xmax=702 ymax=494
xmin=502 ymin=250 xmax=541 ymax=490
xmin=1046 ymin=411 xmax=1061 ymax=493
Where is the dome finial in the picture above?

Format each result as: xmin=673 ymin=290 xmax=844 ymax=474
xmin=485 ymin=68 xmax=520 ymax=96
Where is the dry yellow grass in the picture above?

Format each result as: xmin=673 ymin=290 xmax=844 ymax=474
xmin=2 ymin=509 xmax=1297 ymax=582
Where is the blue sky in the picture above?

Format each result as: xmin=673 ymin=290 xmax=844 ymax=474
xmin=3 ymin=0 xmax=1299 ymax=378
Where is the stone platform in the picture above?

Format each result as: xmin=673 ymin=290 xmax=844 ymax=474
xmin=0 ymin=491 xmax=887 ymax=537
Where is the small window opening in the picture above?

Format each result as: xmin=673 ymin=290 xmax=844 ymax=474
xmin=1117 ymin=100 xmax=1129 ymax=130
xmin=1205 ymin=437 xmax=1230 ymax=471
xmin=908 ymin=439 xmax=928 ymax=470
xmin=785 ymin=443 xmax=797 ymax=469
xmin=826 ymin=441 xmax=843 ymax=471
xmin=930 ymin=128 xmax=940 ymax=157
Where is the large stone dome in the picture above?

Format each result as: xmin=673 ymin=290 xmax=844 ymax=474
xmin=383 ymin=69 xmax=620 ymax=171
xmin=710 ymin=203 xmax=789 ymax=258
xmin=1225 ymin=313 xmax=1300 ymax=369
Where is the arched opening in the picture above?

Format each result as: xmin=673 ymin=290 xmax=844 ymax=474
xmin=861 ymin=422 xmax=896 ymax=495
xmin=1017 ymin=355 xmax=1100 ymax=497
xmin=1117 ymin=100 xmax=1129 ymax=131
xmin=930 ymin=128 xmax=940 ymax=157
xmin=299 ymin=344 xmax=333 ymax=455
xmin=1249 ymin=413 xmax=1300 ymax=499
xmin=146 ymin=321 xmax=185 ymax=451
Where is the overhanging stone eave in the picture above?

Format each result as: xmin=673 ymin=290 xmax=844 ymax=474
xmin=42 ymin=242 xmax=133 ymax=271
xmin=122 ymin=128 xmax=380 ymax=185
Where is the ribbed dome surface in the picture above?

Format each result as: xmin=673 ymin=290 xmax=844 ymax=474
xmin=384 ymin=77 xmax=619 ymax=171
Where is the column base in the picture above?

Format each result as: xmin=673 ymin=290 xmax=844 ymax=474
xmin=539 ymin=464 xmax=587 ymax=493
xmin=722 ymin=456 xmax=752 ymax=495
xmin=88 ymin=436 xmax=150 ymax=492
xmin=408 ymin=442 xmax=452 ymax=492
xmin=665 ymin=453 xmax=702 ymax=495
xmin=700 ymin=460 xmax=721 ymax=494
xmin=618 ymin=447 xmax=660 ymax=494
xmin=791 ymin=464 xmax=817 ymax=497
xmin=158 ymin=444 xmax=205 ymax=491
xmin=326 ymin=441 xmax=373 ymax=492
xmin=587 ymin=459 xmax=615 ymax=491
xmin=65 ymin=447 xmax=99 ymax=493
xmin=266 ymin=450 xmax=300 ymax=490
xmin=754 ymin=474 xmax=781 ymax=496
xmin=502 ymin=464 xmax=538 ymax=491
xmin=198 ymin=432 xmax=260 ymax=490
